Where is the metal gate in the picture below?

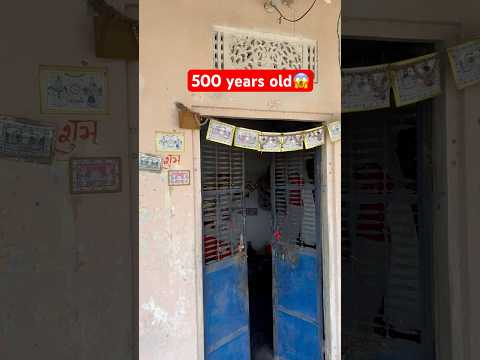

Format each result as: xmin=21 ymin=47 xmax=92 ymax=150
xmin=201 ymin=127 xmax=251 ymax=360
xmin=271 ymin=149 xmax=324 ymax=360
xmin=341 ymin=104 xmax=434 ymax=360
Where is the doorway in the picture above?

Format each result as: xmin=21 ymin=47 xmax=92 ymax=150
xmin=341 ymin=39 xmax=435 ymax=360
xmin=200 ymin=118 xmax=324 ymax=360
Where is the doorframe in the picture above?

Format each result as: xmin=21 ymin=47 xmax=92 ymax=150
xmin=343 ymin=17 xmax=468 ymax=360
xmin=191 ymin=113 xmax=341 ymax=360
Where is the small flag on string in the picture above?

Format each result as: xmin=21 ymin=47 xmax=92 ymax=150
xmin=259 ymin=132 xmax=283 ymax=152
xmin=448 ymin=40 xmax=480 ymax=89
xmin=206 ymin=119 xmax=236 ymax=146
xmin=304 ymin=127 xmax=325 ymax=149
xmin=390 ymin=53 xmax=441 ymax=107
xmin=234 ymin=127 xmax=260 ymax=150
xmin=282 ymin=131 xmax=304 ymax=152
xmin=327 ymin=121 xmax=341 ymax=142
xmin=342 ymin=64 xmax=391 ymax=113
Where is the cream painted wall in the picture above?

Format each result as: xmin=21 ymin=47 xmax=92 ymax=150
xmin=0 ymin=1 xmax=136 ymax=359
xmin=343 ymin=1 xmax=480 ymax=359
xmin=140 ymin=0 xmax=341 ymax=359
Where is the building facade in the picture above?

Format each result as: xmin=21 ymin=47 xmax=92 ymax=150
xmin=140 ymin=0 xmax=341 ymax=359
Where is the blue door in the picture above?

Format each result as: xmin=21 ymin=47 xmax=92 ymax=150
xmin=271 ymin=150 xmax=324 ymax=360
xmin=201 ymin=132 xmax=251 ymax=360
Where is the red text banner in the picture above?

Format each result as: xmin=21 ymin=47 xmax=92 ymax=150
xmin=187 ymin=69 xmax=314 ymax=92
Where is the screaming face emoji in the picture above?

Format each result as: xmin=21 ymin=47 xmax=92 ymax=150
xmin=294 ymin=72 xmax=309 ymax=89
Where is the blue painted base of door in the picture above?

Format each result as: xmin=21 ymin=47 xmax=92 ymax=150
xmin=204 ymin=257 xmax=251 ymax=359
xmin=274 ymin=249 xmax=323 ymax=360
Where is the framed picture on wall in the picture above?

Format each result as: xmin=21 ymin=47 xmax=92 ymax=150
xmin=0 ymin=115 xmax=56 ymax=164
xmin=39 ymin=65 xmax=109 ymax=115
xmin=168 ymin=170 xmax=190 ymax=186
xmin=155 ymin=131 xmax=185 ymax=153
xmin=69 ymin=157 xmax=121 ymax=194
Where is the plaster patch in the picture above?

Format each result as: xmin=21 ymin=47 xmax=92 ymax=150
xmin=142 ymin=298 xmax=168 ymax=326
xmin=139 ymin=207 xmax=152 ymax=225
xmin=140 ymin=295 xmax=190 ymax=340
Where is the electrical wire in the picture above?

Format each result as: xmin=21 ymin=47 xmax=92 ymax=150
xmin=271 ymin=0 xmax=318 ymax=23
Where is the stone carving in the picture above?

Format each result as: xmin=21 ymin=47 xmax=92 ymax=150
xmin=229 ymin=36 xmax=303 ymax=70
xmin=213 ymin=26 xmax=318 ymax=81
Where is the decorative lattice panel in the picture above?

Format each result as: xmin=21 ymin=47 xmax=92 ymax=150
xmin=213 ymin=26 xmax=318 ymax=82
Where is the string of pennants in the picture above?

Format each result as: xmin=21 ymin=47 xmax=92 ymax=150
xmin=341 ymin=39 xmax=480 ymax=113
xmin=205 ymin=119 xmax=341 ymax=152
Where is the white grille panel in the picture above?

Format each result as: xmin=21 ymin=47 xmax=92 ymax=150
xmin=213 ymin=26 xmax=318 ymax=83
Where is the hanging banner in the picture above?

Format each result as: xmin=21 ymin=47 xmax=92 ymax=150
xmin=341 ymin=64 xmax=391 ymax=113
xmin=234 ymin=127 xmax=259 ymax=150
xmin=258 ymin=132 xmax=283 ymax=152
xmin=282 ymin=132 xmax=304 ymax=152
xmin=327 ymin=121 xmax=341 ymax=142
xmin=390 ymin=53 xmax=441 ymax=107
xmin=304 ymin=127 xmax=325 ymax=149
xmin=206 ymin=119 xmax=236 ymax=146
xmin=203 ymin=119 xmax=328 ymax=152
xmin=448 ymin=40 xmax=480 ymax=89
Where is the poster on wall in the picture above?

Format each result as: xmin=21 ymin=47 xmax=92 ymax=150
xmin=390 ymin=53 xmax=441 ymax=107
xmin=206 ymin=119 xmax=236 ymax=146
xmin=138 ymin=153 xmax=162 ymax=172
xmin=39 ymin=66 xmax=108 ymax=114
xmin=69 ymin=157 xmax=121 ymax=194
xmin=0 ymin=115 xmax=56 ymax=163
xmin=304 ymin=127 xmax=325 ymax=149
xmin=341 ymin=64 xmax=391 ymax=113
xmin=168 ymin=170 xmax=190 ymax=186
xmin=448 ymin=40 xmax=480 ymax=89
xmin=234 ymin=127 xmax=259 ymax=150
xmin=155 ymin=131 xmax=185 ymax=153
xmin=282 ymin=132 xmax=304 ymax=152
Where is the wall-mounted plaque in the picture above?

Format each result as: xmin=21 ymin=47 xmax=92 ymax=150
xmin=139 ymin=153 xmax=162 ymax=172
xmin=70 ymin=157 xmax=121 ymax=194
xmin=0 ymin=115 xmax=56 ymax=163
xmin=39 ymin=65 xmax=108 ymax=114
xmin=155 ymin=131 xmax=185 ymax=153
xmin=168 ymin=170 xmax=190 ymax=186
